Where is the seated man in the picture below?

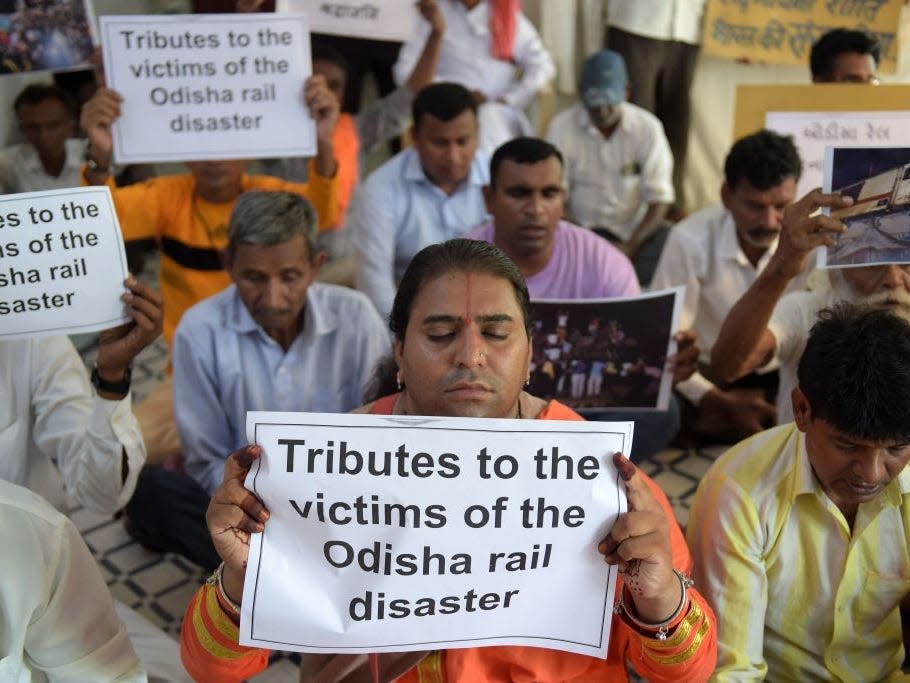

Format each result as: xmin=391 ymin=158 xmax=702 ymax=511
xmin=80 ymin=74 xmax=341 ymax=462
xmin=394 ymin=0 xmax=555 ymax=155
xmin=182 ymin=238 xmax=716 ymax=682
xmin=810 ymin=28 xmax=880 ymax=83
xmin=1 ymin=277 xmax=162 ymax=514
xmin=710 ymin=189 xmax=910 ymax=424
xmin=0 ymin=478 xmax=145 ymax=681
xmin=466 ymin=136 xmax=693 ymax=459
xmin=546 ymin=50 xmax=674 ymax=286
xmin=262 ymin=0 xmax=446 ymax=223
xmin=651 ymin=130 xmax=803 ymax=441
xmin=351 ymin=81 xmax=489 ymax=321
xmin=0 ymin=83 xmax=84 ymax=193
xmin=689 ymin=303 xmax=910 ymax=681
xmin=125 ymin=191 xmax=389 ymax=570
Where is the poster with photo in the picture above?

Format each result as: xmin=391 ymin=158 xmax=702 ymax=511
xmin=528 ymin=288 xmax=683 ymax=412
xmin=0 ymin=0 xmax=94 ymax=74
xmin=821 ymin=146 xmax=910 ymax=268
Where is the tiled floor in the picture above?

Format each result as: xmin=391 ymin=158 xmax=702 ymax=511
xmin=71 ymin=261 xmax=731 ymax=681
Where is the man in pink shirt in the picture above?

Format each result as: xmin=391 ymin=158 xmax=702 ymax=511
xmin=466 ymin=137 xmax=693 ymax=459
xmin=466 ymin=137 xmax=639 ymax=299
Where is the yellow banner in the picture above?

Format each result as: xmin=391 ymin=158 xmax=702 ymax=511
xmin=702 ymin=0 xmax=904 ymax=73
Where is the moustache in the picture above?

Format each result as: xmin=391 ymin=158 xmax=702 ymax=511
xmin=253 ymin=307 xmax=292 ymax=318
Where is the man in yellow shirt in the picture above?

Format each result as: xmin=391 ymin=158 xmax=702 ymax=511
xmin=80 ymin=74 xmax=341 ymax=463
xmin=688 ymin=303 xmax=910 ymax=681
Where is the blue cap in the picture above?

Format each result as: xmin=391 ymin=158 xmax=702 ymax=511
xmin=579 ymin=50 xmax=628 ymax=108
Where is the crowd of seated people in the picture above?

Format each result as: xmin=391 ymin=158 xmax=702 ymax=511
xmin=2 ymin=2 xmax=908 ymax=679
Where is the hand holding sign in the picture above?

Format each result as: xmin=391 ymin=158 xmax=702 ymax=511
xmin=667 ymin=330 xmax=699 ymax=384
xmin=80 ymin=88 xmax=122 ymax=176
xmin=207 ymin=444 xmax=271 ymax=602
xmin=303 ymin=75 xmax=340 ymax=176
xmin=600 ymin=453 xmax=679 ymax=625
xmin=95 ymin=276 xmax=163 ymax=392
xmin=770 ymin=189 xmax=852 ymax=279
xmin=417 ymin=0 xmax=445 ymax=33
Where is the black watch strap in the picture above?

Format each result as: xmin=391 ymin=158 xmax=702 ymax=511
xmin=91 ymin=365 xmax=132 ymax=394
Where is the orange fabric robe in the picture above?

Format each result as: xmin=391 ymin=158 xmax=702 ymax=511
xmin=180 ymin=396 xmax=716 ymax=682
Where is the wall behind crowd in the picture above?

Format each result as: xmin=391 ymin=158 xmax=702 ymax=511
xmin=3 ymin=0 xmax=908 ymax=215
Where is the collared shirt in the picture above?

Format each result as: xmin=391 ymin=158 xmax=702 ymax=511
xmin=546 ymin=102 xmax=674 ymax=242
xmin=768 ymin=282 xmax=839 ymax=424
xmin=466 ymin=219 xmax=640 ymax=299
xmin=173 ymin=283 xmax=390 ymax=495
xmin=259 ymin=86 xmax=416 ymax=226
xmin=351 ymin=147 xmax=489 ymax=320
xmin=0 ymin=480 xmax=145 ymax=682
xmin=688 ymin=423 xmax=910 ymax=682
xmin=651 ymin=205 xmax=809 ymax=404
xmin=606 ymin=0 xmax=707 ymax=45
xmin=0 ymin=336 xmax=145 ymax=515
xmin=393 ymin=0 xmax=554 ymax=110
xmin=0 ymin=138 xmax=86 ymax=193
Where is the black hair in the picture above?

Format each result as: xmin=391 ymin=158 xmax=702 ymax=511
xmin=810 ymin=28 xmax=880 ymax=80
xmin=797 ymin=303 xmax=910 ymax=442
xmin=311 ymin=38 xmax=349 ymax=76
xmin=411 ymin=82 xmax=477 ymax=131
xmin=13 ymin=83 xmax=76 ymax=117
xmin=388 ymin=239 xmax=532 ymax=341
xmin=724 ymin=129 xmax=802 ymax=191
xmin=489 ymin=137 xmax=564 ymax=186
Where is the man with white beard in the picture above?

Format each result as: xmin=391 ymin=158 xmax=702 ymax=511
xmin=710 ymin=188 xmax=910 ymax=423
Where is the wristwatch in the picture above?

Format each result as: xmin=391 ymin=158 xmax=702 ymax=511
xmin=84 ymin=145 xmax=110 ymax=174
xmin=91 ymin=364 xmax=132 ymax=394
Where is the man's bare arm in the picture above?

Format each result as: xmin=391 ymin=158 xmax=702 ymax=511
xmin=711 ymin=189 xmax=850 ymax=382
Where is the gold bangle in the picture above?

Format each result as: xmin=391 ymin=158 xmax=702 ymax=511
xmin=614 ymin=568 xmax=694 ymax=640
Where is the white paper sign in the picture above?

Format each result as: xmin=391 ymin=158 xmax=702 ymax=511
xmin=0 ymin=187 xmax=129 ymax=340
xmin=276 ymin=0 xmax=417 ymax=42
xmin=100 ymin=13 xmax=316 ymax=163
xmin=765 ymin=111 xmax=910 ymax=200
xmin=240 ymin=411 xmax=630 ymax=658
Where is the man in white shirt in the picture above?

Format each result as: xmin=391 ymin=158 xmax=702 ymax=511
xmin=393 ymin=0 xmax=555 ymax=155
xmin=351 ymin=82 xmax=489 ymax=321
xmin=0 ymin=277 xmax=162 ymax=514
xmin=605 ymin=0 xmax=706 ymax=211
xmin=546 ymin=49 xmax=674 ymax=286
xmin=711 ymin=188 xmax=910 ymax=426
xmin=652 ymin=130 xmax=803 ymax=441
xmin=126 ymin=191 xmax=389 ymax=570
xmin=0 ymin=479 xmax=146 ymax=682
xmin=0 ymin=83 xmax=86 ymax=193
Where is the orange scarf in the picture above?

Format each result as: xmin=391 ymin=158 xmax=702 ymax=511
xmin=489 ymin=0 xmax=520 ymax=61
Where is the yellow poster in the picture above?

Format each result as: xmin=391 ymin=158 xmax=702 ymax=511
xmin=702 ymin=0 xmax=904 ymax=73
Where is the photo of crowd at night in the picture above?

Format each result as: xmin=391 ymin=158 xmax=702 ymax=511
xmin=827 ymin=146 xmax=910 ymax=267
xmin=528 ymin=291 xmax=678 ymax=411
xmin=0 ymin=0 xmax=93 ymax=73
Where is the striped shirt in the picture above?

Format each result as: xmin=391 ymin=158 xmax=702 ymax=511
xmin=687 ymin=423 xmax=910 ymax=682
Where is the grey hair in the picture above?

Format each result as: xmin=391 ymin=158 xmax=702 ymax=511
xmin=227 ymin=191 xmax=318 ymax=257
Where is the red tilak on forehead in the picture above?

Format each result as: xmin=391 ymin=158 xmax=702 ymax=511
xmin=463 ymin=271 xmax=473 ymax=326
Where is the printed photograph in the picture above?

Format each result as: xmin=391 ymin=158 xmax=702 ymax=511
xmin=0 ymin=0 xmax=93 ymax=74
xmin=528 ymin=290 xmax=680 ymax=412
xmin=824 ymin=146 xmax=910 ymax=267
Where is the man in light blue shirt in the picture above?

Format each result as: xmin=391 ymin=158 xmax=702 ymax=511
xmin=125 ymin=191 xmax=389 ymax=570
xmin=351 ymin=82 xmax=489 ymax=320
